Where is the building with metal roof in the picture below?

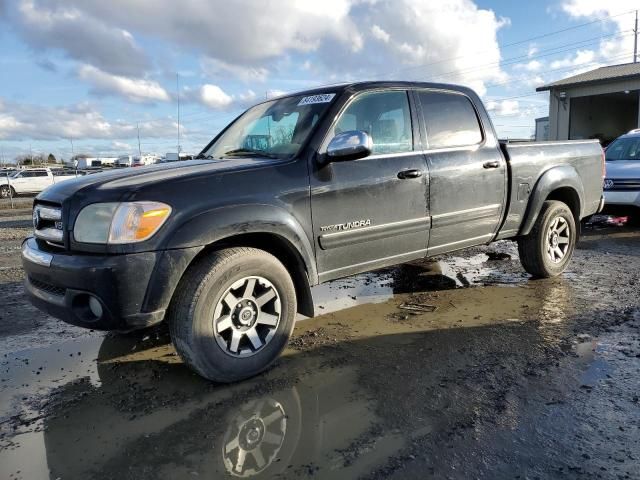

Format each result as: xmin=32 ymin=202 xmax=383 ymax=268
xmin=537 ymin=62 xmax=640 ymax=144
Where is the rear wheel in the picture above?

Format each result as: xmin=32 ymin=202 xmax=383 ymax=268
xmin=168 ymin=247 xmax=297 ymax=383
xmin=518 ymin=200 xmax=576 ymax=278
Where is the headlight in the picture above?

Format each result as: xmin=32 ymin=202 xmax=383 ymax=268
xmin=74 ymin=201 xmax=172 ymax=244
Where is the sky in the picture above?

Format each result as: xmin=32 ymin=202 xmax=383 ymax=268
xmin=0 ymin=0 xmax=638 ymax=162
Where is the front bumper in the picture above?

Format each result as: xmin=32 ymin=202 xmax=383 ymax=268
xmin=603 ymin=190 xmax=640 ymax=208
xmin=22 ymin=237 xmax=201 ymax=330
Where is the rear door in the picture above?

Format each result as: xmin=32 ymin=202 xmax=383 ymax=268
xmin=33 ymin=171 xmax=51 ymax=191
xmin=310 ymin=89 xmax=429 ymax=282
xmin=415 ymin=90 xmax=506 ymax=255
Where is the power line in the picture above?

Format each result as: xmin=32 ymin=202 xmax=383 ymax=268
xmin=422 ymin=31 xmax=633 ymax=84
xmin=365 ymin=9 xmax=637 ymax=79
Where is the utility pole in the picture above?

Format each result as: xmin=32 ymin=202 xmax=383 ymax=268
xmin=634 ymin=10 xmax=638 ymax=63
xmin=176 ymin=73 xmax=181 ymax=154
xmin=137 ymin=122 xmax=142 ymax=157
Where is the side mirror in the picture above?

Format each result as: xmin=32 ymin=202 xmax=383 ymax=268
xmin=326 ymin=130 xmax=373 ymax=162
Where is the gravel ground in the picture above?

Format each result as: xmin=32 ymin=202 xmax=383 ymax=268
xmin=0 ymin=209 xmax=638 ymax=480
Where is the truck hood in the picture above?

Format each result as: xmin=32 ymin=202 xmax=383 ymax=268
xmin=605 ymin=160 xmax=640 ymax=179
xmin=37 ymin=158 xmax=281 ymax=204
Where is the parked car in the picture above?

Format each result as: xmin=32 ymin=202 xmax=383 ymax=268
xmin=22 ymin=81 xmax=604 ymax=382
xmin=0 ymin=168 xmax=85 ymax=198
xmin=602 ymin=129 xmax=640 ymax=224
xmin=115 ymin=155 xmax=133 ymax=168
xmin=132 ymin=155 xmax=159 ymax=167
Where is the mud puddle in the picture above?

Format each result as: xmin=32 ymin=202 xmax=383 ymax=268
xmin=0 ymin=275 xmax=602 ymax=479
xmin=311 ymin=241 xmax=526 ymax=316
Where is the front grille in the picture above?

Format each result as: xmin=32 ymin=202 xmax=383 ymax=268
xmin=32 ymin=203 xmax=65 ymax=248
xmin=606 ymin=178 xmax=640 ymax=191
xmin=29 ymin=277 xmax=66 ymax=297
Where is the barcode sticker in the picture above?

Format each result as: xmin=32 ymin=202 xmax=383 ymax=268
xmin=298 ymin=93 xmax=336 ymax=106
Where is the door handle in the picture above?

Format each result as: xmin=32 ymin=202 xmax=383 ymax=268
xmin=397 ymin=169 xmax=423 ymax=179
xmin=483 ymin=161 xmax=500 ymax=169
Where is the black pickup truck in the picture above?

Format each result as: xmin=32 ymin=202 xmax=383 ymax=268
xmin=22 ymin=82 xmax=604 ymax=382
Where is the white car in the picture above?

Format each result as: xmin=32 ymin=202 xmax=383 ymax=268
xmin=0 ymin=168 xmax=84 ymax=198
xmin=603 ymin=129 xmax=640 ymax=224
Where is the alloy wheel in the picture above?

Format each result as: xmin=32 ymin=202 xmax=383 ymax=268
xmin=546 ymin=216 xmax=570 ymax=264
xmin=213 ymin=276 xmax=281 ymax=357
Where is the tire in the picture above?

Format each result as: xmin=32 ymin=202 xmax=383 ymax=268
xmin=628 ymin=214 xmax=640 ymax=227
xmin=517 ymin=200 xmax=577 ymax=278
xmin=168 ymin=247 xmax=297 ymax=383
xmin=0 ymin=185 xmax=14 ymax=198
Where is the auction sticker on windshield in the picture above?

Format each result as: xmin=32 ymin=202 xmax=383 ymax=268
xmin=298 ymin=93 xmax=335 ymax=106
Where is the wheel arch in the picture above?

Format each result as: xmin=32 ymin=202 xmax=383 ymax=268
xmin=519 ymin=165 xmax=584 ymax=237
xmin=196 ymin=232 xmax=315 ymax=318
xmin=165 ymin=204 xmax=317 ymax=318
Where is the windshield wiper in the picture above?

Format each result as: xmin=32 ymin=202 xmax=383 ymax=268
xmin=195 ymin=154 xmax=215 ymax=159
xmin=222 ymin=148 xmax=280 ymax=159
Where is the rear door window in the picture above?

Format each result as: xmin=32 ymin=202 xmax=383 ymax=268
xmin=418 ymin=91 xmax=483 ymax=149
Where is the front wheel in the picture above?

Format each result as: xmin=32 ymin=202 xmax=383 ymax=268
xmin=168 ymin=247 xmax=297 ymax=383
xmin=517 ymin=200 xmax=577 ymax=278
xmin=0 ymin=185 xmax=14 ymax=198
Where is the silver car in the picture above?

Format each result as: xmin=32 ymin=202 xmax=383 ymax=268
xmin=603 ymin=129 xmax=640 ymax=224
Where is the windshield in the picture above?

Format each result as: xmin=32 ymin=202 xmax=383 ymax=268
xmin=201 ymin=93 xmax=336 ymax=159
xmin=605 ymin=136 xmax=640 ymax=161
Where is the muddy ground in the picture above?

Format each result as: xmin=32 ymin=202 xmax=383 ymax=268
xmin=0 ymin=207 xmax=638 ymax=480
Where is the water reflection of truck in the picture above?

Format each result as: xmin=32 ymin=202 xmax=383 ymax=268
xmin=42 ymin=334 xmax=384 ymax=479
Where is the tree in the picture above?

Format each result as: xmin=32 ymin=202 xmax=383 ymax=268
xmin=47 ymin=153 xmax=57 ymax=164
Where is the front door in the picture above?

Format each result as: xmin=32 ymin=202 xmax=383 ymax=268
xmin=10 ymin=171 xmax=30 ymax=194
xmin=310 ymin=89 xmax=429 ymax=282
xmin=414 ymin=89 xmax=507 ymax=255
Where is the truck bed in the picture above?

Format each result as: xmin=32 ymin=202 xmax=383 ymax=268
xmin=496 ymin=139 xmax=603 ymax=239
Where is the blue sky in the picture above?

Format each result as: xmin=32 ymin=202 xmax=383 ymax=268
xmin=0 ymin=0 xmax=637 ymax=162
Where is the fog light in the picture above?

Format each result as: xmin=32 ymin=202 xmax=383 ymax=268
xmin=88 ymin=296 xmax=103 ymax=319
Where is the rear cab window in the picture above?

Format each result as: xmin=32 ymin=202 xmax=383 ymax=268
xmin=417 ymin=91 xmax=483 ymax=149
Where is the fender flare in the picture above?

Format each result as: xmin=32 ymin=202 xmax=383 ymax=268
xmin=165 ymin=204 xmax=317 ymax=316
xmin=519 ymin=165 xmax=584 ymax=236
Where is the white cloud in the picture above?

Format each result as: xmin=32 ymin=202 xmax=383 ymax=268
xmin=199 ymin=84 xmax=234 ymax=109
xmin=10 ymin=0 xmax=150 ymax=76
xmin=10 ymin=0 xmax=508 ymax=95
xmin=549 ymin=49 xmax=596 ymax=70
xmin=32 ymin=0 xmax=362 ymax=66
xmin=561 ymin=2 xmax=635 ymax=65
xmin=201 ymin=58 xmax=269 ymax=83
xmin=182 ymin=84 xmax=257 ymax=110
xmin=78 ymin=65 xmax=170 ymax=103
xmin=340 ymin=0 xmax=509 ymax=96
xmin=111 ymin=141 xmax=133 ymax=151
xmin=517 ymin=60 xmax=543 ymax=72
xmin=486 ymin=99 xmax=520 ymax=116
xmin=0 ymin=98 xmax=177 ymax=141
xmin=371 ymin=25 xmax=390 ymax=43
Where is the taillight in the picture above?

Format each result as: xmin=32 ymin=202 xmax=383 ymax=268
xmin=601 ymin=148 xmax=606 ymax=178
